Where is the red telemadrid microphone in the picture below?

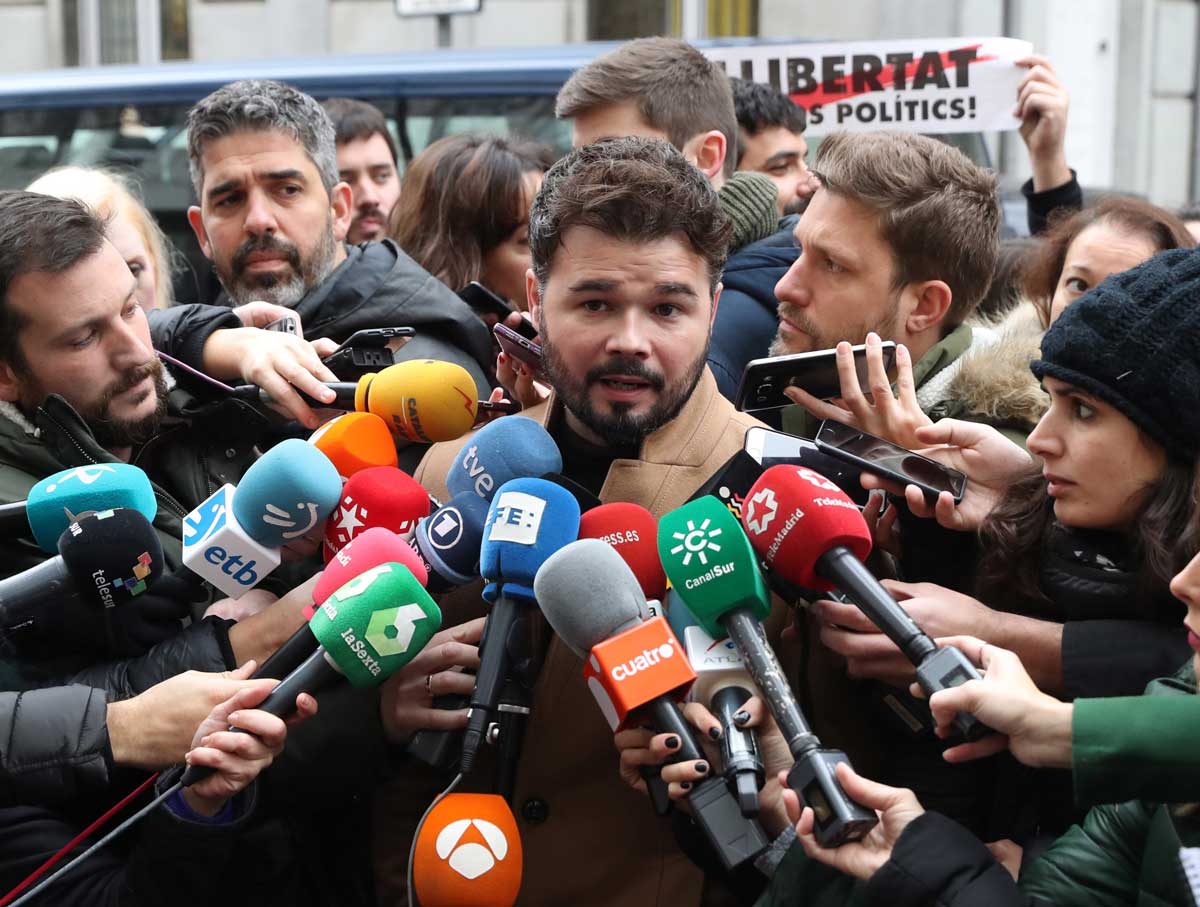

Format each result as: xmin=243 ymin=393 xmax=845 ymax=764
xmin=578 ymin=503 xmax=667 ymax=613
xmin=323 ymin=466 xmax=432 ymax=563
xmin=413 ymin=793 xmax=523 ymax=906
xmin=308 ymin=412 xmax=398 ymax=479
xmin=741 ymin=464 xmax=988 ymax=739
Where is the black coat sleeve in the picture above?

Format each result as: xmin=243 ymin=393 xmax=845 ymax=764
xmin=864 ymin=812 xmax=1023 ymax=907
xmin=1061 ymin=619 xmax=1192 ymax=700
xmin=147 ymin=304 xmax=241 ymax=375
xmin=0 ymin=685 xmax=111 ymax=808
xmin=1022 ymin=171 xmax=1083 ymax=236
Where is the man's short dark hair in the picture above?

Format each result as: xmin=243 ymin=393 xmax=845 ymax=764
xmin=321 ymin=97 xmax=398 ymax=165
xmin=730 ymin=77 xmax=805 ymax=165
xmin=0 ymin=191 xmax=108 ymax=369
xmin=556 ymin=37 xmax=739 ymax=179
xmin=529 ymin=137 xmax=732 ymax=294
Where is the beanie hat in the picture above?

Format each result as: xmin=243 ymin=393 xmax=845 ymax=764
xmin=718 ymin=171 xmax=779 ymax=250
xmin=1030 ymin=247 xmax=1200 ymax=462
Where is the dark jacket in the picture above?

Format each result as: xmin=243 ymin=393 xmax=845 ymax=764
xmin=152 ymin=240 xmax=497 ymax=396
xmin=1023 ymin=171 xmax=1083 ymax=236
xmin=708 ymin=219 xmax=800 ymax=400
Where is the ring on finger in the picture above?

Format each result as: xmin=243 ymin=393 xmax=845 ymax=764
xmin=425 ymin=673 xmax=434 ymax=696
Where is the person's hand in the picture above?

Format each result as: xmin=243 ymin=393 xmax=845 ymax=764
xmin=862 ymin=418 xmax=1033 ymax=532
xmin=861 ymin=490 xmax=901 ymax=558
xmin=614 ymin=702 xmax=723 ymax=804
xmin=915 ymin=636 xmax=1074 ymax=768
xmin=230 ymin=301 xmax=298 ymax=331
xmin=181 ymin=679 xmax=313 ymax=816
xmin=723 ymin=696 xmax=796 ymax=836
xmin=785 ymin=761 xmax=924 ymax=881
xmin=496 ymin=312 xmax=550 ymax=410
xmin=1015 ymin=55 xmax=1071 ymax=192
xmin=380 ymin=617 xmax=485 ymax=744
xmin=106 ymin=661 xmax=290 ymax=770
xmin=477 ymin=387 xmax=518 ymax=425
xmin=227 ymin=575 xmax=319 ymax=669
xmin=784 ymin=333 xmax=932 ymax=452
xmin=204 ymin=589 xmax=278 ymax=622
xmin=987 ymin=839 xmax=1023 ymax=881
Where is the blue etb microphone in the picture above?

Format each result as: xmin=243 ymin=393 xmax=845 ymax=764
xmin=462 ymin=477 xmax=581 ymax=772
xmin=23 ymin=464 xmax=156 ymax=552
xmin=232 ymin=439 xmax=342 ymax=548
xmin=445 ymin=418 xmax=562 ymax=502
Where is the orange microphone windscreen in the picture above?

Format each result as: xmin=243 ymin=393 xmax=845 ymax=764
xmin=413 ymin=793 xmax=522 ymax=907
xmin=309 ymin=412 xmax=397 ymax=479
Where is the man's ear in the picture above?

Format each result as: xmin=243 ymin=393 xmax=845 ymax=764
xmin=0 ymin=360 xmax=22 ymax=404
xmin=525 ymin=268 xmax=542 ymax=326
xmin=904 ymin=280 xmax=953 ymax=336
xmin=685 ymin=130 xmax=727 ymax=183
xmin=330 ymin=182 xmax=353 ymax=243
xmin=186 ymin=206 xmax=213 ymax=261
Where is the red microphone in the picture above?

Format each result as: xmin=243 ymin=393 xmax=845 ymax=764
xmin=578 ymin=502 xmax=666 ymax=609
xmin=323 ymin=466 xmax=431 ymax=563
xmin=413 ymin=793 xmax=523 ymax=906
xmin=741 ymin=464 xmax=988 ymax=739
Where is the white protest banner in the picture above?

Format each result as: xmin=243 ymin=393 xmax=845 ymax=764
xmin=704 ymin=37 xmax=1033 ymax=136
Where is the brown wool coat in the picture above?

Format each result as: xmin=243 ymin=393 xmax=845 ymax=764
xmin=373 ymin=368 xmax=771 ymax=907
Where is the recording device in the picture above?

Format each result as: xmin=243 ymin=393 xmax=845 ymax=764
xmin=741 ymin=464 xmax=987 ymax=741
xmin=308 ymin=412 xmax=398 ymax=479
xmin=0 ymin=508 xmax=164 ymax=654
xmin=534 ymin=540 xmax=769 ymax=869
xmin=181 ymin=439 xmax=341 ymax=598
xmin=444 ymin=417 xmax=562 ymax=502
xmin=264 ymin=312 xmax=301 ymax=335
xmin=494 ymin=324 xmax=544 ymax=379
xmin=322 ymin=326 xmax=415 ymax=380
xmin=460 ymin=281 xmax=517 ymax=322
xmin=413 ymin=793 xmax=523 ymax=907
xmin=814 ymin=419 xmax=967 ymax=504
xmin=659 ymin=496 xmax=878 ymax=847
xmin=734 ymin=341 xmax=897 ymax=412
xmin=461 ymin=477 xmax=581 ymax=774
xmin=322 ymin=466 xmax=431 ymax=561
xmin=743 ymin=426 xmax=868 ymax=507
xmin=475 ymin=399 xmax=523 ymax=417
xmin=0 ymin=463 xmax=158 ymax=552
xmin=182 ymin=560 xmax=441 ymax=787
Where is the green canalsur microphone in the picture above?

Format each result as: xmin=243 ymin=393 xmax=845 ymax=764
xmin=658 ymin=496 xmax=877 ymax=847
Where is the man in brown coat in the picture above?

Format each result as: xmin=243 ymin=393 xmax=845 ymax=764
xmin=373 ymin=137 xmax=769 ymax=905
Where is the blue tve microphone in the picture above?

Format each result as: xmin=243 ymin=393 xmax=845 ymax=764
xmin=445 ymin=418 xmax=562 ymax=502
xmin=412 ymin=491 xmax=490 ymax=593
xmin=460 ymin=477 xmax=580 ymax=772
xmin=4 ymin=464 xmax=158 ymax=553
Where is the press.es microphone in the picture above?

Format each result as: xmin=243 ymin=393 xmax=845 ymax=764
xmin=0 ymin=463 xmax=158 ymax=553
xmin=413 ymin=793 xmax=523 ymax=907
xmin=534 ymin=539 xmax=769 ymax=869
xmin=309 ymin=411 xmax=398 ymax=479
xmin=578 ymin=502 xmax=666 ymax=613
xmin=323 ymin=466 xmax=430 ymax=561
xmin=659 ymin=496 xmax=878 ymax=847
xmin=182 ymin=560 xmax=441 ymax=787
xmin=742 ymin=465 xmax=988 ymax=741
xmin=445 ymin=418 xmax=562 ymax=501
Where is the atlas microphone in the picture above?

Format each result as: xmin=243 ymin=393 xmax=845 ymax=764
xmin=412 ymin=793 xmax=523 ymax=907
xmin=308 ymin=411 xmax=398 ymax=479
xmin=658 ymin=496 xmax=878 ymax=847
xmin=323 ymin=466 xmax=431 ymax=561
xmin=182 ymin=559 xmax=441 ymax=787
xmin=181 ymin=439 xmax=341 ymax=598
xmin=534 ymin=539 xmax=768 ymax=869
xmin=461 ymin=477 xmax=581 ymax=774
xmin=0 ymin=463 xmax=157 ymax=552
xmin=742 ymin=465 xmax=988 ymax=741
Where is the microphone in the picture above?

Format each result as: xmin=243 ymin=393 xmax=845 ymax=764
xmin=0 ymin=463 xmax=158 ymax=553
xmin=658 ymin=496 xmax=878 ymax=847
xmin=667 ymin=592 xmax=763 ymax=816
xmin=461 ymin=477 xmax=580 ymax=773
xmin=741 ymin=465 xmax=988 ymax=741
xmin=322 ymin=466 xmax=431 ymax=561
xmin=578 ymin=502 xmax=666 ymax=614
xmin=444 ymin=418 xmax=562 ymax=501
xmin=182 ymin=439 xmax=341 ymax=598
xmin=0 ymin=508 xmax=164 ymax=648
xmin=534 ymin=539 xmax=769 ymax=869
xmin=308 ymin=411 xmax=398 ymax=479
xmin=413 ymin=793 xmax=523 ymax=907
xmin=182 ymin=560 xmax=442 ymax=786
xmin=411 ymin=491 xmax=490 ymax=594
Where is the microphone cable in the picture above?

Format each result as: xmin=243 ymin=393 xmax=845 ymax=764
xmin=407 ymin=771 xmax=464 ymax=907
xmin=0 ymin=774 xmax=179 ymax=907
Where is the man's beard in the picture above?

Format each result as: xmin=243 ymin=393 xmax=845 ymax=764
xmin=540 ymin=322 xmax=710 ymax=448
xmin=769 ymin=297 xmax=901 ymax=357
xmin=219 ymin=218 xmax=338 ymax=307
xmin=85 ymin=360 xmax=169 ymax=449
xmin=781 ymin=194 xmax=811 ymax=218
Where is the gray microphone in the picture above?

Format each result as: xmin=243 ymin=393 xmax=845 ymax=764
xmin=534 ymin=540 xmax=768 ymax=870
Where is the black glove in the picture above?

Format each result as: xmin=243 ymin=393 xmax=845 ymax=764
xmin=100 ymin=570 xmax=207 ymax=657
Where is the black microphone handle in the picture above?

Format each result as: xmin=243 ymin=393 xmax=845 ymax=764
xmin=712 ymin=685 xmax=763 ymax=817
xmin=816 ymin=546 xmax=937 ymax=664
xmin=0 ymin=556 xmax=75 ymax=633
xmin=0 ymin=500 xmax=28 ymax=537
xmin=238 ymin=383 xmax=359 ymax=411
xmin=253 ymin=621 xmax=320 ymax=680
xmin=720 ymin=608 xmax=817 ymax=759
xmin=461 ymin=595 xmax=522 ymax=774
xmin=180 ymin=647 xmax=344 ymax=787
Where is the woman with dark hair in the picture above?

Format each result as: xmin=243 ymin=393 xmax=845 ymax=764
xmin=1023 ymin=195 xmax=1193 ymax=328
xmin=388 ymin=133 xmax=554 ymax=310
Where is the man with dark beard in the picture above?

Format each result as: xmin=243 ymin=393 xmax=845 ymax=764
xmin=368 ymin=138 xmax=769 ymax=907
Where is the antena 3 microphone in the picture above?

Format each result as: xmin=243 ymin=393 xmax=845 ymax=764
xmin=413 ymin=793 xmax=523 ymax=907
xmin=743 ymin=464 xmax=989 ymax=741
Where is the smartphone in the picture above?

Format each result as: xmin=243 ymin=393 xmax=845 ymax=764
xmin=459 ymin=281 xmax=516 ymax=321
xmin=734 ymin=341 xmax=897 ymax=412
xmin=322 ymin=327 xmax=414 ymax=380
xmin=264 ymin=312 xmax=301 ymax=335
xmin=743 ymin=426 xmax=869 ymax=507
xmin=814 ymin=419 xmax=967 ymax=503
xmin=475 ymin=399 xmax=522 ymax=416
xmin=494 ymin=323 xmax=544 ymax=379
